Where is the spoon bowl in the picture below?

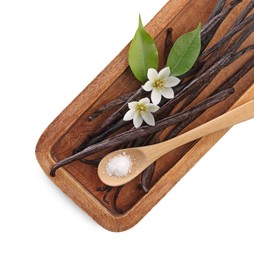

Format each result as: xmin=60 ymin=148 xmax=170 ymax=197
xmin=98 ymin=100 xmax=254 ymax=187
xmin=98 ymin=148 xmax=148 ymax=186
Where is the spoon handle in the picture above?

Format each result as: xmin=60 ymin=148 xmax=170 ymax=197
xmin=145 ymin=100 xmax=254 ymax=163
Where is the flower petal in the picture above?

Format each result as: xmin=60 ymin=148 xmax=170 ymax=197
xmin=158 ymin=67 xmax=170 ymax=79
xmin=151 ymin=89 xmax=162 ymax=105
xmin=123 ymin=109 xmax=135 ymax=121
xmin=164 ymin=76 xmax=181 ymax=88
xmin=146 ymin=103 xmax=160 ymax=113
xmin=147 ymin=68 xmax=158 ymax=82
xmin=161 ymin=87 xmax=174 ymax=99
xmin=133 ymin=114 xmax=143 ymax=128
xmin=141 ymin=111 xmax=155 ymax=126
xmin=142 ymin=81 xmax=153 ymax=92
xmin=128 ymin=101 xmax=138 ymax=110
xmin=139 ymin=97 xmax=150 ymax=105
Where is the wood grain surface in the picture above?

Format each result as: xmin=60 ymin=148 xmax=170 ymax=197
xmin=36 ymin=0 xmax=254 ymax=231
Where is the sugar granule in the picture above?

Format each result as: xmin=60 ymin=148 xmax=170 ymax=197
xmin=106 ymin=153 xmax=132 ymax=177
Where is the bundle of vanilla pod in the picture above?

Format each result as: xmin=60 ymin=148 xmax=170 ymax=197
xmin=51 ymin=0 xmax=254 ymax=208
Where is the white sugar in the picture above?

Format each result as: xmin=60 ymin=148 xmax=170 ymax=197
xmin=106 ymin=153 xmax=132 ymax=177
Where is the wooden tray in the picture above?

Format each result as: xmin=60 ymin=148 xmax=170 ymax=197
xmin=36 ymin=0 xmax=254 ymax=231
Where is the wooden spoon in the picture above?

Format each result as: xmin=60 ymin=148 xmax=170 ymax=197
xmin=98 ymin=100 xmax=254 ymax=187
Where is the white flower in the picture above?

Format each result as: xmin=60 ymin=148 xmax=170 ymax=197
xmin=142 ymin=67 xmax=180 ymax=105
xmin=123 ymin=98 xmax=159 ymax=128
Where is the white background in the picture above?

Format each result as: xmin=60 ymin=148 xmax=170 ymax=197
xmin=0 ymin=0 xmax=254 ymax=259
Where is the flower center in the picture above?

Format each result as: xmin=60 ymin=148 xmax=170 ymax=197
xmin=153 ymin=79 xmax=164 ymax=89
xmin=136 ymin=104 xmax=147 ymax=114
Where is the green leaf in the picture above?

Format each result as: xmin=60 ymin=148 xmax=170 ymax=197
xmin=128 ymin=15 xmax=159 ymax=83
xmin=167 ymin=23 xmax=202 ymax=77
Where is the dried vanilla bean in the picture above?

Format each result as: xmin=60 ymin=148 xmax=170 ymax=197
xmin=201 ymin=0 xmax=240 ymax=35
xmin=139 ymin=133 xmax=160 ymax=192
xmin=88 ymin=91 xmax=136 ymax=122
xmin=228 ymin=22 xmax=254 ymax=53
xmin=113 ymin=186 xmax=124 ymax=213
xmin=97 ymin=185 xmax=124 ymax=213
xmin=231 ymin=0 xmax=254 ymax=27
xmin=208 ymin=0 xmax=227 ymax=21
xmin=215 ymin=56 xmax=254 ymax=93
xmin=82 ymin=118 xmax=128 ymax=149
xmin=97 ymin=186 xmax=112 ymax=204
xmin=94 ymin=89 xmax=143 ymax=134
xmin=141 ymin=163 xmax=155 ymax=193
xmin=80 ymin=158 xmax=100 ymax=165
xmin=163 ymin=28 xmax=174 ymax=65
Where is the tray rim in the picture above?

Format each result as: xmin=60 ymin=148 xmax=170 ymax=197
xmin=35 ymin=0 xmax=254 ymax=231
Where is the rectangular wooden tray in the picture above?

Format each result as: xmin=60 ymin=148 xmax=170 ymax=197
xmin=36 ymin=0 xmax=254 ymax=231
